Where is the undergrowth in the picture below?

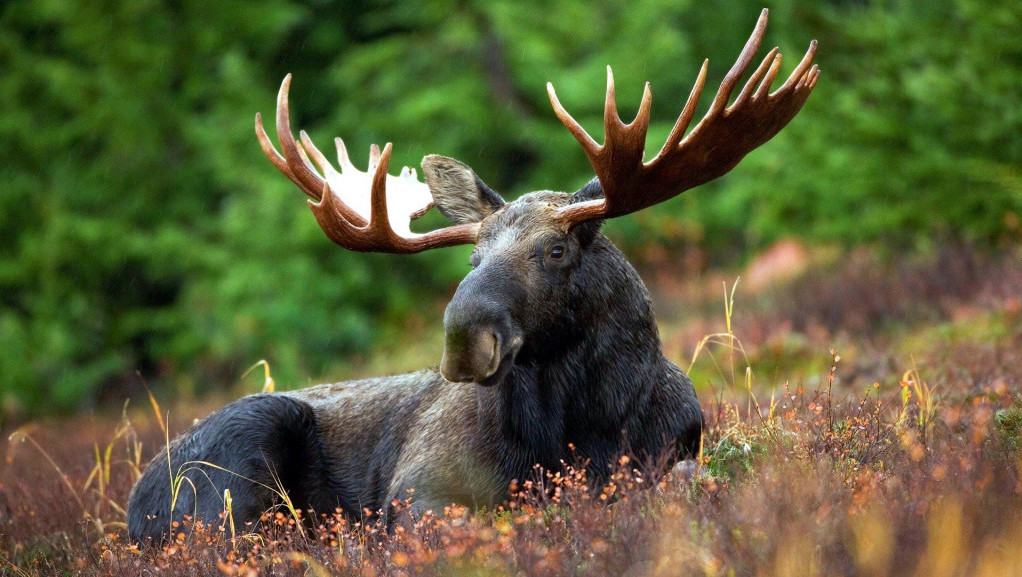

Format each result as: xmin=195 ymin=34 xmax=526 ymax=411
xmin=2 ymin=261 xmax=1021 ymax=576
xmin=3 ymin=344 xmax=1019 ymax=576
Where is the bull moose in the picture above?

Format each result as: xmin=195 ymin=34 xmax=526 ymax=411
xmin=127 ymin=9 xmax=818 ymax=542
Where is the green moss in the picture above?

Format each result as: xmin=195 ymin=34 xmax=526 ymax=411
xmin=994 ymin=405 xmax=1022 ymax=452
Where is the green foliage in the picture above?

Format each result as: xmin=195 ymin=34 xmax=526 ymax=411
xmin=1 ymin=0 xmax=1020 ymax=416
xmin=995 ymin=405 xmax=1022 ymax=452
xmin=703 ymin=437 xmax=763 ymax=481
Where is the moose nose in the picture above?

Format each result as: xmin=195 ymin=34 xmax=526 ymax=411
xmin=442 ymin=264 xmax=525 ymax=385
xmin=440 ymin=328 xmax=500 ymax=383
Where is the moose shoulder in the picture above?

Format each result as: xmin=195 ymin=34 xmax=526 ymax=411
xmin=127 ymin=9 xmax=818 ymax=543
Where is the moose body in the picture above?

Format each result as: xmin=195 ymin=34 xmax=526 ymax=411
xmin=128 ymin=189 xmax=702 ymax=542
xmin=127 ymin=9 xmax=817 ymax=543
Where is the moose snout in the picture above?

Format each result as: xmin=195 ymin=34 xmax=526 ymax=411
xmin=441 ymin=279 xmax=524 ymax=385
xmin=441 ymin=316 xmax=524 ymax=385
xmin=440 ymin=328 xmax=501 ymax=383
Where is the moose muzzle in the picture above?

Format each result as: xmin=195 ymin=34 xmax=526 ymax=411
xmin=440 ymin=328 xmax=500 ymax=383
xmin=440 ymin=317 xmax=523 ymax=385
xmin=440 ymin=270 xmax=523 ymax=385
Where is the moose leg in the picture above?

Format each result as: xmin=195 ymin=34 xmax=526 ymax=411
xmin=127 ymin=394 xmax=329 ymax=543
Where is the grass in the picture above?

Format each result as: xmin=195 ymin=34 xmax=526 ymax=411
xmin=2 ymin=243 xmax=1021 ymax=576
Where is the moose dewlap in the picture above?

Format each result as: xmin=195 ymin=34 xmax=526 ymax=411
xmin=127 ymin=8 xmax=818 ymax=543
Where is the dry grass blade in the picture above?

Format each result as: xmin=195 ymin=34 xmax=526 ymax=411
xmin=137 ymin=375 xmax=166 ymax=437
xmin=241 ymin=359 xmax=276 ymax=393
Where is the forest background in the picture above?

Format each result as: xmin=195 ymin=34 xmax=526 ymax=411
xmin=1 ymin=0 xmax=1019 ymax=421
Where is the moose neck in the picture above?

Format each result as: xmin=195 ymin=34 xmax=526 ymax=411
xmin=479 ymin=234 xmax=666 ymax=478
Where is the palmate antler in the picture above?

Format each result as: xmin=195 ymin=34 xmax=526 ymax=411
xmin=256 ymin=8 xmax=817 ymax=251
xmin=548 ymin=8 xmax=819 ymax=226
xmin=255 ymin=75 xmax=480 ymax=253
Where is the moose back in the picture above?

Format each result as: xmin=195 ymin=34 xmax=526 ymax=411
xmin=127 ymin=9 xmax=818 ymax=542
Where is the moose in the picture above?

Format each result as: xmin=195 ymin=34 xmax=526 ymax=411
xmin=127 ymin=9 xmax=818 ymax=542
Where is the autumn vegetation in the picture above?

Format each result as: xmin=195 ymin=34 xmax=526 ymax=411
xmin=2 ymin=0 xmax=1020 ymax=575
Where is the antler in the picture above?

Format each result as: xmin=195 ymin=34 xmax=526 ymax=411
xmin=548 ymin=8 xmax=819 ymax=226
xmin=255 ymin=75 xmax=480 ymax=253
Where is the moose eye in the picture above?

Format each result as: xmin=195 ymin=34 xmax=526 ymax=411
xmin=548 ymin=245 xmax=565 ymax=260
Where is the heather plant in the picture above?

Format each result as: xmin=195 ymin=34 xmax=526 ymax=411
xmin=5 ymin=348 xmax=1020 ymax=576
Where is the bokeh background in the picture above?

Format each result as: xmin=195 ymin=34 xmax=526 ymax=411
xmin=1 ymin=0 xmax=1019 ymax=420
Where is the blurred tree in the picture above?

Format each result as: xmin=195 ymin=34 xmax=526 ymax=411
xmin=0 ymin=0 xmax=1019 ymax=418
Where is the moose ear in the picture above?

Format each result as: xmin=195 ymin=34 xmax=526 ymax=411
xmin=422 ymin=155 xmax=505 ymax=224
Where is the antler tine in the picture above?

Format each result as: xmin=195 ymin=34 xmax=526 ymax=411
xmin=634 ymin=81 xmax=653 ymax=133
xmin=753 ymin=50 xmax=784 ymax=100
xmin=254 ymin=113 xmax=300 ymax=189
xmin=274 ymin=75 xmax=330 ymax=202
xmin=732 ymin=47 xmax=780 ymax=110
xmin=603 ymin=66 xmax=620 ymax=136
xmin=547 ymin=82 xmax=600 ymax=153
xmin=603 ymin=68 xmax=654 ymax=192
xmin=300 ymin=130 xmax=341 ymax=183
xmin=777 ymin=39 xmax=818 ymax=94
xmin=708 ymin=8 xmax=769 ymax=117
xmin=659 ymin=59 xmax=708 ymax=159
xmin=368 ymin=144 xmax=382 ymax=173
xmin=369 ymin=143 xmax=395 ymax=233
xmin=552 ymin=8 xmax=818 ymax=229
xmin=335 ymin=137 xmax=355 ymax=171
